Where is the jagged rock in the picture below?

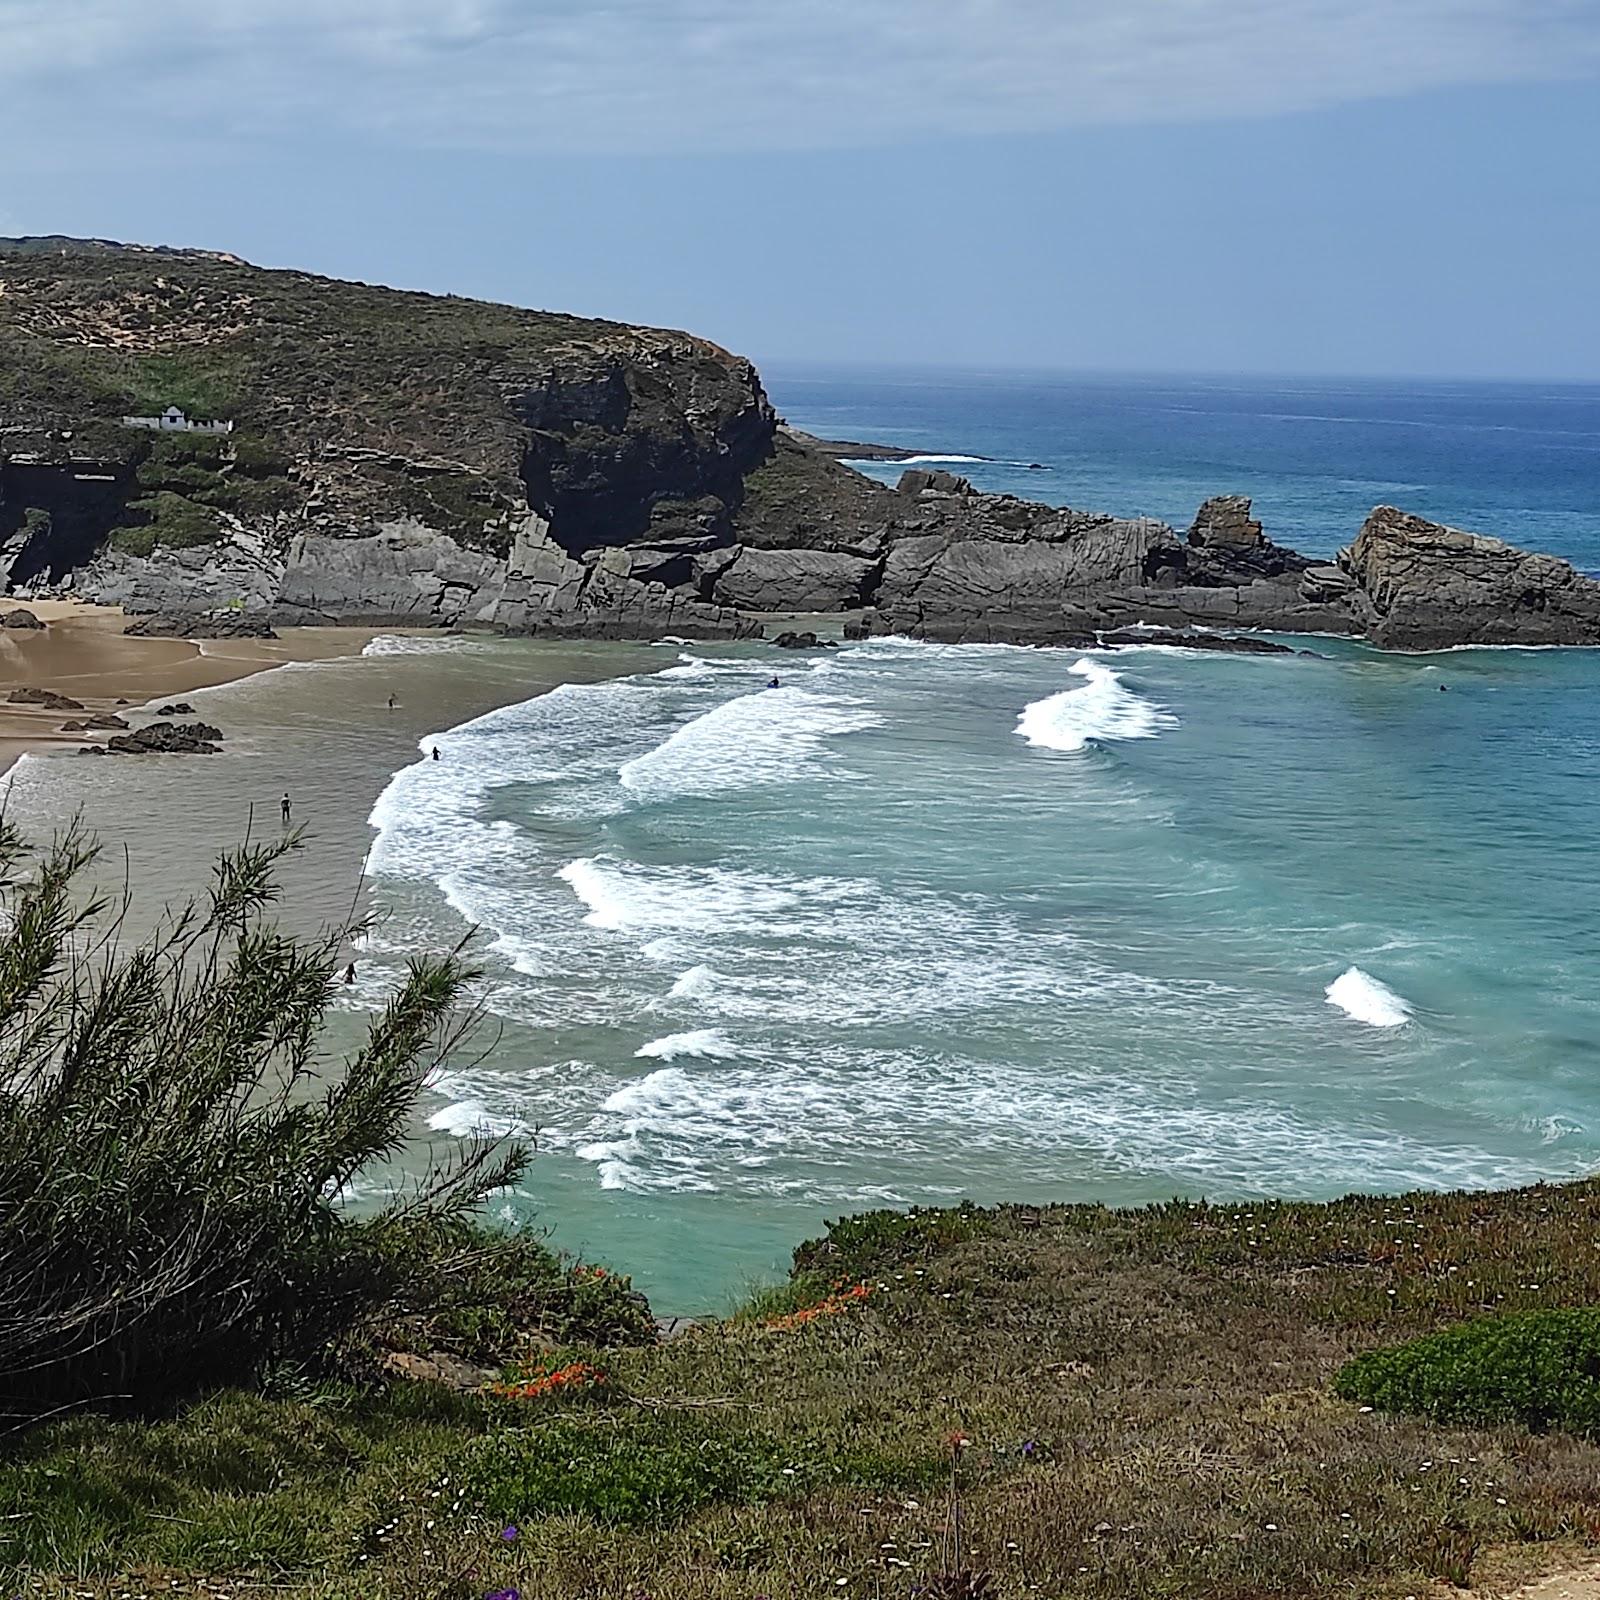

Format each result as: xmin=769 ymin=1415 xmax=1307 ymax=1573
xmin=125 ymin=610 xmax=278 ymax=639
xmin=772 ymin=630 xmax=838 ymax=649
xmin=8 ymin=686 xmax=84 ymax=710
xmin=60 ymin=713 xmax=129 ymax=731
xmin=897 ymin=468 xmax=973 ymax=497
xmin=1300 ymin=564 xmax=1357 ymax=603
xmin=711 ymin=548 xmax=879 ymax=613
xmin=1098 ymin=628 xmax=1295 ymax=655
xmin=1340 ymin=505 xmax=1600 ymax=650
xmin=155 ymin=702 xmax=196 ymax=717
xmin=91 ymin=720 xmax=224 ymax=755
xmin=1189 ymin=495 xmax=1264 ymax=550
xmin=1 ymin=608 xmax=43 ymax=629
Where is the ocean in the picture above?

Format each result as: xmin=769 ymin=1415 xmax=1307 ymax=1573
xmin=8 ymin=368 xmax=1600 ymax=1313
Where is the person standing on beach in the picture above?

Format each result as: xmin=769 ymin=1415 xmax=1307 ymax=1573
xmin=281 ymin=792 xmax=292 ymax=826
xmin=388 ymin=694 xmax=397 ymax=711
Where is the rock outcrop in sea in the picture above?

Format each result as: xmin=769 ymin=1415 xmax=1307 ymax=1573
xmin=3 ymin=239 xmax=1598 ymax=653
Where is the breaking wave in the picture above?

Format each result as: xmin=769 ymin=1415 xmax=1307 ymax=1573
xmin=1017 ymin=659 xmax=1178 ymax=752
xmin=617 ymin=687 xmax=881 ymax=800
xmin=1325 ymin=967 xmax=1414 ymax=1028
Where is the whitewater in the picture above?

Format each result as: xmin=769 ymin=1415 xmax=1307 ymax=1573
xmin=346 ymin=626 xmax=1600 ymax=1308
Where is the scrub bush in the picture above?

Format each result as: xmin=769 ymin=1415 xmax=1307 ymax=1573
xmin=0 ymin=822 xmax=525 ymax=1421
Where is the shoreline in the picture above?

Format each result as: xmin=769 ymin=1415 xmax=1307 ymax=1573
xmin=0 ymin=602 xmax=391 ymax=775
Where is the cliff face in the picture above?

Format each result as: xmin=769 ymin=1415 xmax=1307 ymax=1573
xmin=4 ymin=240 xmax=1598 ymax=652
xmin=0 ymin=239 xmax=778 ymax=637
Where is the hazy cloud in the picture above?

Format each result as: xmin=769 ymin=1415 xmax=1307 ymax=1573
xmin=3 ymin=0 xmax=1599 ymax=156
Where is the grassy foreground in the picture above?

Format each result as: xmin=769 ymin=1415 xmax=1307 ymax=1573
xmin=7 ymin=1180 xmax=1600 ymax=1598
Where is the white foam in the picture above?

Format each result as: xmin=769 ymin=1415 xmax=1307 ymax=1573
xmin=1325 ymin=967 xmax=1414 ymax=1028
xmin=558 ymin=855 xmax=869 ymax=937
xmin=635 ymin=1028 xmax=739 ymax=1061
xmin=425 ymin=1097 xmax=529 ymax=1139
xmin=362 ymin=633 xmax=477 ymax=657
xmin=883 ymin=453 xmax=990 ymax=464
xmin=617 ymin=687 xmax=880 ymax=801
xmin=1017 ymin=659 xmax=1178 ymax=752
xmin=668 ymin=964 xmax=722 ymax=1001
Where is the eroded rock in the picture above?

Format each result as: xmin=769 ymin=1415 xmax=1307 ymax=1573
xmin=1340 ymin=505 xmax=1600 ymax=649
xmin=8 ymin=686 xmax=84 ymax=711
xmin=82 ymin=720 xmax=224 ymax=755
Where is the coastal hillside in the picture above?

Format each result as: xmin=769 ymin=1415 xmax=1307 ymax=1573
xmin=8 ymin=1179 xmax=1600 ymax=1596
xmin=5 ymin=238 xmax=1600 ymax=648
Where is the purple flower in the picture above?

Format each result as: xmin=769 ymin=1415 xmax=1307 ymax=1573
xmin=499 ymin=1525 xmax=520 ymax=1542
xmin=485 ymin=1590 xmax=520 ymax=1600
xmin=1021 ymin=1440 xmax=1038 ymax=1457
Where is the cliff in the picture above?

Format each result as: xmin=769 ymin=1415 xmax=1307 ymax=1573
xmin=4 ymin=239 xmax=1598 ymax=652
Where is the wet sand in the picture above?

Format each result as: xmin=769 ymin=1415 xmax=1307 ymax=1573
xmin=0 ymin=628 xmax=661 ymax=942
xmin=0 ymin=602 xmax=388 ymax=773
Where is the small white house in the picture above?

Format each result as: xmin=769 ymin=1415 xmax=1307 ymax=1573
xmin=122 ymin=406 xmax=235 ymax=435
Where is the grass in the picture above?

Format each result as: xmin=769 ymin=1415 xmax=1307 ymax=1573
xmin=6 ymin=1180 xmax=1600 ymax=1596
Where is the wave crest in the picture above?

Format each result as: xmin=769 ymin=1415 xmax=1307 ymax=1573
xmin=1017 ymin=659 xmax=1178 ymax=752
xmin=1325 ymin=967 xmax=1413 ymax=1028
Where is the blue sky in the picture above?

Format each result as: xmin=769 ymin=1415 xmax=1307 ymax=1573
xmin=2 ymin=0 xmax=1598 ymax=379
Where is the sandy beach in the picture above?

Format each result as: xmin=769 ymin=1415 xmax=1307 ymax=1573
xmin=0 ymin=602 xmax=388 ymax=774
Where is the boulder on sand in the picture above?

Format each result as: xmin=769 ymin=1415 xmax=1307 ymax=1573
xmin=8 ymin=687 xmax=85 ymax=711
xmin=1 ymin=609 xmax=43 ymax=630
xmin=124 ymin=611 xmax=279 ymax=640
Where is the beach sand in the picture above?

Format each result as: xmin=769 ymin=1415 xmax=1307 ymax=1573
xmin=0 ymin=601 xmax=387 ymax=774
xmin=0 ymin=624 xmax=660 ymax=941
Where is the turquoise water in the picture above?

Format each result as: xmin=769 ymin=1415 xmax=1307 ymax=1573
xmin=365 ymin=631 xmax=1600 ymax=1311
xmin=352 ymin=370 xmax=1600 ymax=1311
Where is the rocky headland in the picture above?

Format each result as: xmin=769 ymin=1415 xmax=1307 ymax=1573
xmin=4 ymin=238 xmax=1599 ymax=652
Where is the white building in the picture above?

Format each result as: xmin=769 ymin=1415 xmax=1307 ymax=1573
xmin=122 ymin=406 xmax=235 ymax=435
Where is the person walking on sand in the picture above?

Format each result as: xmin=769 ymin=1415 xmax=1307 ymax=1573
xmin=281 ymin=792 xmax=292 ymax=826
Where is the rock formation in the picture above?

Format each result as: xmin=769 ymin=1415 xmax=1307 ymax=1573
xmin=80 ymin=720 xmax=224 ymax=755
xmin=8 ymin=686 xmax=84 ymax=711
xmin=3 ymin=240 xmax=1599 ymax=653
xmin=1337 ymin=505 xmax=1600 ymax=650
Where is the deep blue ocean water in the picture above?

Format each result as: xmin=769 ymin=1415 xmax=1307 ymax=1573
xmin=767 ymin=365 xmax=1600 ymax=572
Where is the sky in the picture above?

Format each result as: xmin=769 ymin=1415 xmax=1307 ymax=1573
xmin=1 ymin=0 xmax=1598 ymax=380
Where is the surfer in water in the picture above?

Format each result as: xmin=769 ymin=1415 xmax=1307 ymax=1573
xmin=767 ymin=676 xmax=780 ymax=689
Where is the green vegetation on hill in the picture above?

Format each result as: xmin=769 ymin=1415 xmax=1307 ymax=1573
xmin=106 ymin=431 xmax=300 ymax=555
